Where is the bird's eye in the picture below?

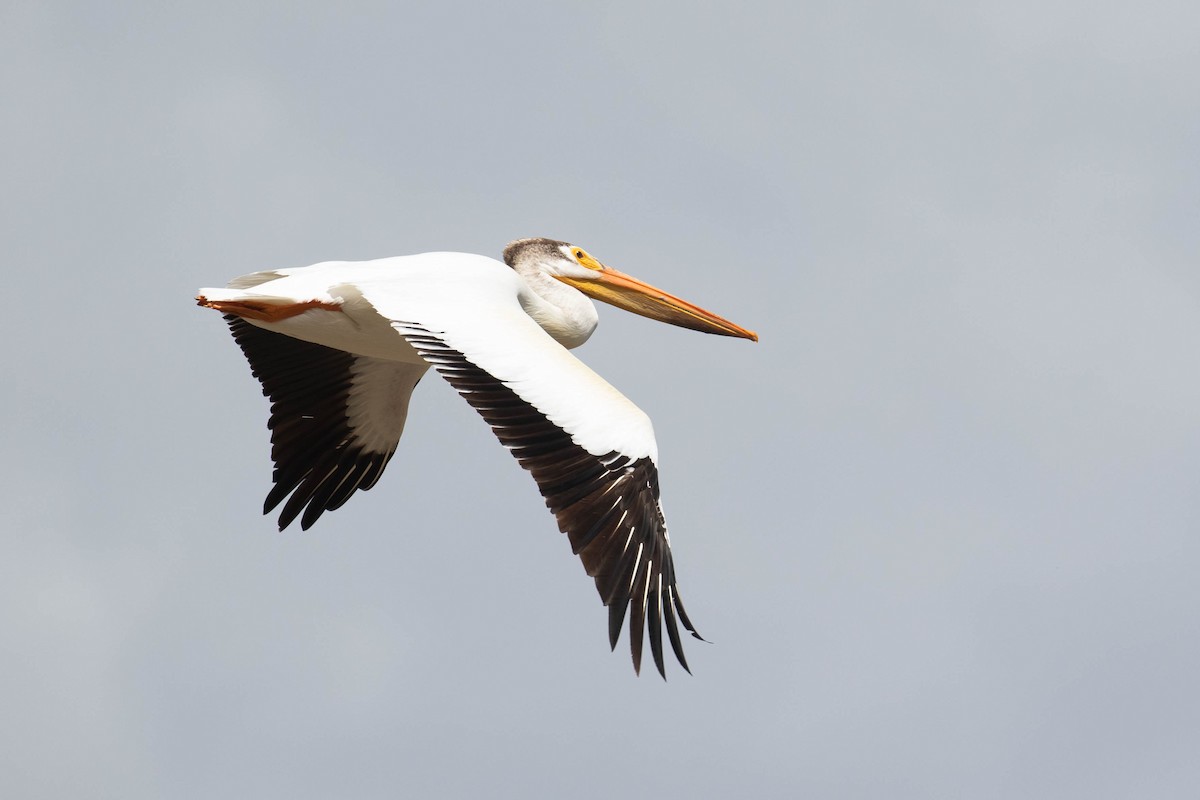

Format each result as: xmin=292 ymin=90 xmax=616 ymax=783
xmin=574 ymin=249 xmax=584 ymax=259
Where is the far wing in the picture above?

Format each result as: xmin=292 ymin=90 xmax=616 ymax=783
xmin=224 ymin=315 xmax=427 ymax=530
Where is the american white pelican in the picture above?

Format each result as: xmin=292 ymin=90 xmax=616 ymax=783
xmin=197 ymin=238 xmax=757 ymax=676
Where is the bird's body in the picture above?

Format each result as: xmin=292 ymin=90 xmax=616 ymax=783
xmin=197 ymin=239 xmax=756 ymax=676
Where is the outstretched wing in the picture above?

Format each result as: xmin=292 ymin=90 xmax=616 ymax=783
xmin=351 ymin=271 xmax=703 ymax=677
xmin=223 ymin=315 xmax=428 ymax=530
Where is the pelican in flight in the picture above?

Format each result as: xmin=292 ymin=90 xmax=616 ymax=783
xmin=197 ymin=238 xmax=757 ymax=676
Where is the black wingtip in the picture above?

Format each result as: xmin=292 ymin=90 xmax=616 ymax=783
xmin=266 ymin=503 xmax=289 ymax=532
xmin=607 ymin=601 xmax=628 ymax=652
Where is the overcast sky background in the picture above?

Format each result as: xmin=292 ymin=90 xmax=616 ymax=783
xmin=3 ymin=1 xmax=1199 ymax=797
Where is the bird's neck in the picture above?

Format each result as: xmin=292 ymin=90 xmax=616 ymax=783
xmin=516 ymin=267 xmax=599 ymax=350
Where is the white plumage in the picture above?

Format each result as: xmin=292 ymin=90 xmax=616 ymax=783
xmin=197 ymin=238 xmax=756 ymax=676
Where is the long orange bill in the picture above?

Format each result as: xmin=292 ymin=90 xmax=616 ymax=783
xmin=557 ymin=266 xmax=758 ymax=341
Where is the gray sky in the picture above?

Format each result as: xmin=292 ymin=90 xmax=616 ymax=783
xmin=3 ymin=1 xmax=1199 ymax=797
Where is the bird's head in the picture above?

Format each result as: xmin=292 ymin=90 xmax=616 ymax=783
xmin=503 ymin=238 xmax=758 ymax=341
